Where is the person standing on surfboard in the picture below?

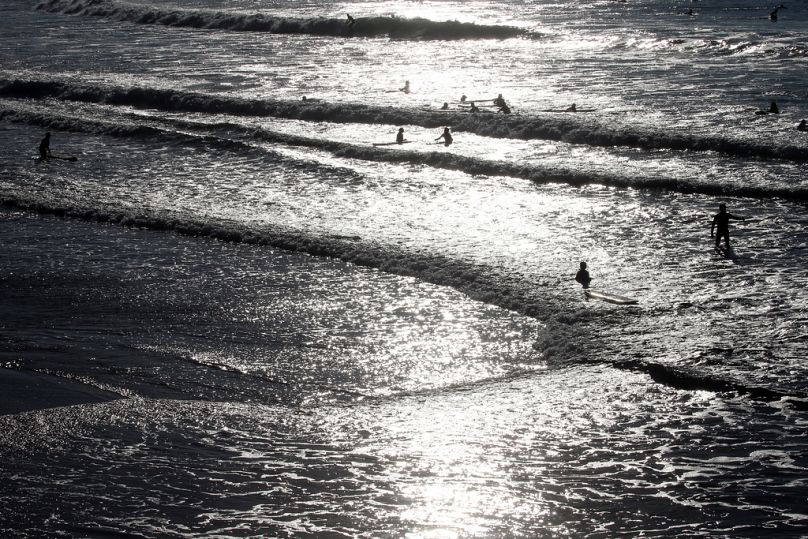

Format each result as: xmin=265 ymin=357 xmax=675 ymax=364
xmin=711 ymin=203 xmax=746 ymax=250
xmin=435 ymin=127 xmax=453 ymax=146
xmin=38 ymin=132 xmax=52 ymax=160
xmin=575 ymin=262 xmax=592 ymax=289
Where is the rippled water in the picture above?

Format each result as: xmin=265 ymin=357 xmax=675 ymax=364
xmin=2 ymin=0 xmax=808 ymax=536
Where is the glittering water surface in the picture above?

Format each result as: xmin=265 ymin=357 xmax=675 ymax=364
xmin=2 ymin=0 xmax=808 ymax=536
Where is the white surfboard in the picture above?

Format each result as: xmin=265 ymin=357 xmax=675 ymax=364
xmin=584 ymin=289 xmax=638 ymax=305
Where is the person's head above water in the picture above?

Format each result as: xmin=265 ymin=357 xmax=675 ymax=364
xmin=398 ymin=127 xmax=404 ymax=132
xmin=579 ymin=261 xmax=587 ymax=269
xmin=719 ymin=203 xmax=727 ymax=211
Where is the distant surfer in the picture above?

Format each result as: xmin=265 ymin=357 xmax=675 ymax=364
xmin=798 ymin=119 xmax=807 ymax=131
xmin=38 ymin=132 xmax=52 ymax=160
xmin=711 ymin=203 xmax=746 ymax=250
xmin=468 ymin=102 xmax=480 ymax=113
xmin=441 ymin=102 xmax=449 ymax=110
xmin=460 ymin=94 xmax=467 ymax=103
xmin=575 ymin=262 xmax=592 ymax=289
xmin=493 ymin=94 xmax=506 ymax=108
xmin=400 ymin=80 xmax=411 ymax=94
xmin=346 ymin=14 xmax=355 ymax=27
xmin=498 ymin=103 xmax=511 ymax=114
xmin=565 ymin=103 xmax=577 ymax=112
xmin=770 ymin=4 xmax=785 ymax=22
xmin=396 ymin=127 xmax=406 ymax=144
xmin=756 ymin=101 xmax=779 ymax=115
xmin=435 ymin=127 xmax=453 ymax=146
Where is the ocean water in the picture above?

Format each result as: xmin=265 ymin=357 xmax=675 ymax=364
xmin=1 ymin=0 xmax=808 ymax=536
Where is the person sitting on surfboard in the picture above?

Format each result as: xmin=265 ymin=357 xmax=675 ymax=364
xmin=798 ymin=119 xmax=807 ymax=132
xmin=711 ymin=203 xmax=746 ymax=250
xmin=400 ymin=80 xmax=411 ymax=94
xmin=468 ymin=102 xmax=480 ymax=113
xmin=435 ymin=127 xmax=453 ymax=146
xmin=498 ymin=103 xmax=511 ymax=114
xmin=38 ymin=132 xmax=52 ymax=160
xmin=493 ymin=94 xmax=506 ymax=108
xmin=770 ymin=4 xmax=785 ymax=22
xmin=565 ymin=103 xmax=577 ymax=112
xmin=441 ymin=102 xmax=449 ymax=110
xmin=396 ymin=127 xmax=406 ymax=144
xmin=575 ymin=262 xmax=592 ymax=289
xmin=460 ymin=94 xmax=467 ymax=103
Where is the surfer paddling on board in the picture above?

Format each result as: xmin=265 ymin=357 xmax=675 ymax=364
xmin=435 ymin=127 xmax=453 ymax=146
xmin=38 ymin=132 xmax=52 ymax=160
xmin=711 ymin=203 xmax=746 ymax=251
xmin=575 ymin=262 xmax=592 ymax=289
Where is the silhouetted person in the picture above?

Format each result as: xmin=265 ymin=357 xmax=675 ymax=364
xmin=400 ymin=80 xmax=411 ymax=94
xmin=498 ymin=103 xmax=511 ymax=114
xmin=756 ymin=101 xmax=780 ymax=115
xmin=711 ymin=203 xmax=746 ymax=249
xmin=770 ymin=4 xmax=785 ymax=22
xmin=798 ymin=119 xmax=807 ymax=131
xmin=565 ymin=103 xmax=577 ymax=112
xmin=38 ymin=132 xmax=51 ymax=160
xmin=396 ymin=127 xmax=406 ymax=144
xmin=441 ymin=102 xmax=449 ymax=110
xmin=468 ymin=102 xmax=479 ymax=113
xmin=460 ymin=94 xmax=467 ymax=103
xmin=493 ymin=94 xmax=506 ymax=108
xmin=346 ymin=14 xmax=355 ymax=27
xmin=575 ymin=262 xmax=592 ymax=289
xmin=435 ymin=127 xmax=453 ymax=146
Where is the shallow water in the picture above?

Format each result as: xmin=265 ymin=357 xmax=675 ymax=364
xmin=2 ymin=0 xmax=808 ymax=536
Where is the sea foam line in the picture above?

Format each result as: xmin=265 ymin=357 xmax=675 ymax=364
xmin=3 ymin=78 xmax=808 ymax=163
xmin=35 ymin=0 xmax=526 ymax=40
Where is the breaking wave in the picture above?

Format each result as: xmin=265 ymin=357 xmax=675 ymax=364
xmin=3 ymin=78 xmax=808 ymax=164
xmin=35 ymin=0 xmax=526 ymax=40
xmin=1 ymin=192 xmax=806 ymax=406
xmin=4 ymin=103 xmax=808 ymax=202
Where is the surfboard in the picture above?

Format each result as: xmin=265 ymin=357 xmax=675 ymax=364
xmin=541 ymin=108 xmax=596 ymax=113
xmin=584 ymin=289 xmax=638 ymax=305
xmin=372 ymin=141 xmax=412 ymax=147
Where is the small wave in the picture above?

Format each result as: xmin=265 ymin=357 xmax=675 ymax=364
xmin=4 ymin=104 xmax=808 ymax=202
xmin=4 ymin=78 xmax=808 ymax=165
xmin=35 ymin=0 xmax=525 ymax=40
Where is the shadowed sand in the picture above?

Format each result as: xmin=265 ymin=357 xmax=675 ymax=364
xmin=0 ymin=368 xmax=121 ymax=415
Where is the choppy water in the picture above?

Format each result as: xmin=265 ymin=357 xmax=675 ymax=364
xmin=1 ymin=0 xmax=808 ymax=536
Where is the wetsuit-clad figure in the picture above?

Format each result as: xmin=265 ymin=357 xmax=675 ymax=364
xmin=396 ymin=127 xmax=406 ymax=144
xmin=38 ymin=132 xmax=51 ymax=160
xmin=435 ymin=127 xmax=453 ymax=146
xmin=441 ymin=102 xmax=449 ymax=110
xmin=565 ymin=103 xmax=577 ymax=112
xmin=468 ymin=102 xmax=480 ymax=113
xmin=770 ymin=4 xmax=785 ymax=22
xmin=575 ymin=262 xmax=592 ymax=289
xmin=493 ymin=94 xmax=506 ymax=108
xmin=400 ymin=80 xmax=411 ymax=94
xmin=711 ymin=203 xmax=746 ymax=249
xmin=798 ymin=119 xmax=807 ymax=132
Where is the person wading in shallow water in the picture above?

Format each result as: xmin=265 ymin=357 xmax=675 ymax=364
xmin=435 ymin=127 xmax=453 ymax=146
xmin=38 ymin=132 xmax=52 ymax=160
xmin=711 ymin=203 xmax=746 ymax=250
xmin=575 ymin=261 xmax=592 ymax=289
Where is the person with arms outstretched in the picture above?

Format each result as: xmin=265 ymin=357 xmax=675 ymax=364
xmin=575 ymin=262 xmax=592 ymax=289
xmin=38 ymin=132 xmax=52 ymax=160
xmin=711 ymin=203 xmax=746 ymax=250
xmin=435 ymin=127 xmax=453 ymax=146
